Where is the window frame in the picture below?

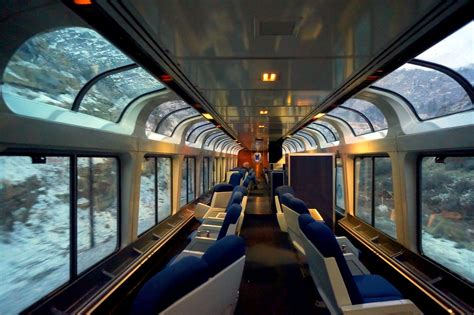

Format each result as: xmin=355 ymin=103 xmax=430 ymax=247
xmin=416 ymin=151 xmax=474 ymax=284
xmin=181 ymin=156 xmax=196 ymax=206
xmin=0 ymin=150 xmax=121 ymax=308
xmin=335 ymin=157 xmax=346 ymax=215
xmin=353 ymin=154 xmax=396 ymax=239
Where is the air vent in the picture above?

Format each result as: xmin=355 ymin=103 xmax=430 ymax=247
xmin=257 ymin=20 xmax=298 ymax=36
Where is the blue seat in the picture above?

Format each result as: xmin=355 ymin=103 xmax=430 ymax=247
xmin=288 ymin=196 xmax=310 ymax=215
xmin=217 ymin=203 xmax=242 ymax=240
xmin=228 ymin=172 xmax=242 ymax=187
xmin=297 ymin=214 xmax=418 ymax=314
xmin=275 ymin=185 xmax=295 ymax=201
xmin=132 ymin=235 xmax=246 ymax=315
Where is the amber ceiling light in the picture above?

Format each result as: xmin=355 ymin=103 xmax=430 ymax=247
xmin=258 ymin=125 xmax=265 ymax=128
xmin=313 ymin=113 xmax=325 ymax=120
xmin=202 ymin=113 xmax=214 ymax=120
xmin=259 ymin=110 xmax=268 ymax=115
xmin=262 ymin=72 xmax=277 ymax=82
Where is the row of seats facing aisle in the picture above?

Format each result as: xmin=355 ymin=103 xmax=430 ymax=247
xmin=274 ymin=185 xmax=422 ymax=315
xmin=130 ymin=181 xmax=252 ymax=314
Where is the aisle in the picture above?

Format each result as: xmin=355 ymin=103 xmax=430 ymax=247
xmin=235 ymin=181 xmax=324 ymax=314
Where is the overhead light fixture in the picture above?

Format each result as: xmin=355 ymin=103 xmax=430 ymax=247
xmin=258 ymin=125 xmax=265 ymax=128
xmin=74 ymin=0 xmax=93 ymax=4
xmin=262 ymin=72 xmax=277 ymax=82
xmin=202 ymin=113 xmax=214 ymax=120
xmin=259 ymin=110 xmax=268 ymax=115
xmin=313 ymin=113 xmax=325 ymax=120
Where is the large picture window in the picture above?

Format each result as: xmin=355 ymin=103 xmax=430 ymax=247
xmin=201 ymin=157 xmax=210 ymax=194
xmin=420 ymin=155 xmax=473 ymax=283
xmin=355 ymin=156 xmax=396 ymax=238
xmin=0 ymin=154 xmax=119 ymax=314
xmin=335 ymin=158 xmax=345 ymax=214
xmin=180 ymin=157 xmax=195 ymax=207
xmin=138 ymin=157 xmax=172 ymax=235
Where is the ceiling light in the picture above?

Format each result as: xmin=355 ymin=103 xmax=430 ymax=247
xmin=159 ymin=74 xmax=173 ymax=82
xmin=258 ymin=125 xmax=265 ymax=128
xmin=313 ymin=113 xmax=325 ymax=120
xmin=202 ymin=113 xmax=214 ymax=120
xmin=262 ymin=72 xmax=277 ymax=82
xmin=74 ymin=0 xmax=92 ymax=4
xmin=259 ymin=110 xmax=268 ymax=115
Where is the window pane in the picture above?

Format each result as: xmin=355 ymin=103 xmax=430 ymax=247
xmin=308 ymin=122 xmax=336 ymax=142
xmin=187 ymin=158 xmax=195 ymax=202
xmin=336 ymin=158 xmax=345 ymax=213
xmin=157 ymin=158 xmax=172 ymax=222
xmin=328 ymin=107 xmax=372 ymax=135
xmin=355 ymin=157 xmax=373 ymax=224
xmin=203 ymin=158 xmax=209 ymax=192
xmin=415 ymin=21 xmax=474 ymax=84
xmin=374 ymin=64 xmax=472 ymax=120
xmin=79 ymin=67 xmax=164 ymax=122
xmin=374 ymin=158 xmax=396 ymax=238
xmin=180 ymin=159 xmax=188 ymax=207
xmin=77 ymin=157 xmax=118 ymax=273
xmin=318 ymin=120 xmax=340 ymax=141
xmin=138 ymin=158 xmax=156 ymax=235
xmin=3 ymin=27 xmax=131 ymax=111
xmin=0 ymin=156 xmax=70 ymax=314
xmin=421 ymin=156 xmax=474 ymax=282
xmin=146 ymin=100 xmax=189 ymax=133
xmin=343 ymin=98 xmax=387 ymax=131
xmin=186 ymin=121 xmax=213 ymax=143
xmin=157 ymin=108 xmax=199 ymax=137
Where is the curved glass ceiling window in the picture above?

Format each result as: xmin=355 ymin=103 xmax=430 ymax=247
xmin=415 ymin=21 xmax=474 ymax=85
xmin=375 ymin=64 xmax=472 ymax=120
xmin=327 ymin=107 xmax=372 ymax=135
xmin=79 ymin=67 xmax=164 ymax=122
xmin=342 ymin=99 xmax=387 ymax=131
xmin=317 ymin=120 xmax=340 ymax=141
xmin=186 ymin=121 xmax=214 ymax=143
xmin=146 ymin=100 xmax=189 ymax=133
xmin=3 ymin=27 xmax=132 ymax=111
xmin=308 ymin=122 xmax=336 ymax=142
xmin=157 ymin=107 xmax=199 ymax=137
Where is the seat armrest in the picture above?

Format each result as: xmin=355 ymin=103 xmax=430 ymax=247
xmin=340 ymin=299 xmax=422 ymax=315
xmin=171 ymin=250 xmax=204 ymax=264
xmin=186 ymin=237 xmax=216 ymax=253
xmin=201 ymin=218 xmax=224 ymax=226
xmin=343 ymin=253 xmax=370 ymax=275
xmin=195 ymin=203 xmax=211 ymax=218
xmin=336 ymin=236 xmax=360 ymax=257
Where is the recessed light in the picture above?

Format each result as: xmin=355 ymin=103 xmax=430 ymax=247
xmin=262 ymin=72 xmax=277 ymax=82
xmin=74 ymin=0 xmax=92 ymax=5
xmin=258 ymin=125 xmax=265 ymax=128
xmin=259 ymin=110 xmax=268 ymax=115
xmin=159 ymin=74 xmax=173 ymax=82
xmin=202 ymin=113 xmax=214 ymax=120
xmin=313 ymin=113 xmax=325 ymax=120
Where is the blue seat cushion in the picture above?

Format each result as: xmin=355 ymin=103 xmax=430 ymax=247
xmin=275 ymin=185 xmax=295 ymax=200
xmin=280 ymin=193 xmax=293 ymax=207
xmin=298 ymin=213 xmax=314 ymax=229
xmin=131 ymin=256 xmax=210 ymax=314
xmin=226 ymin=191 xmax=243 ymax=212
xmin=288 ymin=197 xmax=310 ymax=214
xmin=233 ymin=185 xmax=248 ymax=196
xmin=187 ymin=230 xmax=198 ymax=243
xmin=213 ymin=183 xmax=234 ymax=192
xmin=218 ymin=203 xmax=242 ymax=240
xmin=229 ymin=173 xmax=242 ymax=187
xmin=202 ymin=235 xmax=245 ymax=276
xmin=354 ymin=275 xmax=402 ymax=303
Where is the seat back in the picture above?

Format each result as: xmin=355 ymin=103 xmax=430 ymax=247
xmin=298 ymin=215 xmax=363 ymax=306
xmin=281 ymin=194 xmax=308 ymax=254
xmin=210 ymin=183 xmax=234 ymax=208
xmin=274 ymin=185 xmax=295 ymax=214
xmin=228 ymin=172 xmax=242 ymax=187
xmin=218 ymin=203 xmax=242 ymax=240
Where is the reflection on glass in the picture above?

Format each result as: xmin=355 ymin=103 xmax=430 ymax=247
xmin=375 ymin=64 xmax=472 ymax=120
xmin=138 ymin=158 xmax=156 ymax=235
xmin=79 ymin=67 xmax=164 ymax=122
xmin=202 ymin=157 xmax=209 ymax=193
xmin=421 ymin=156 xmax=474 ymax=282
xmin=355 ymin=157 xmax=372 ymax=224
xmin=146 ymin=100 xmax=189 ymax=133
xmin=416 ymin=21 xmax=474 ymax=84
xmin=157 ymin=157 xmax=172 ymax=222
xmin=329 ymin=107 xmax=372 ymax=135
xmin=3 ymin=27 xmax=131 ymax=111
xmin=0 ymin=156 xmax=70 ymax=315
xmin=342 ymin=98 xmax=387 ymax=131
xmin=374 ymin=158 xmax=396 ymax=238
xmin=77 ymin=157 xmax=118 ymax=273
xmin=157 ymin=108 xmax=199 ymax=137
xmin=336 ymin=158 xmax=345 ymax=213
xmin=187 ymin=158 xmax=196 ymax=202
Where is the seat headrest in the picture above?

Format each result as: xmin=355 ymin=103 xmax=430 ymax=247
xmin=298 ymin=213 xmax=315 ymax=230
xmin=242 ymin=177 xmax=251 ymax=187
xmin=228 ymin=173 xmax=242 ymax=187
xmin=301 ymin=220 xmax=363 ymax=305
xmin=131 ymin=256 xmax=210 ymax=314
xmin=213 ymin=183 xmax=234 ymax=193
xmin=288 ymin=197 xmax=310 ymax=214
xmin=218 ymin=203 xmax=242 ymax=240
xmin=233 ymin=185 xmax=248 ymax=196
xmin=280 ymin=193 xmax=293 ymax=206
xmin=202 ymin=235 xmax=245 ymax=276
xmin=229 ymin=191 xmax=243 ymax=206
xmin=275 ymin=185 xmax=295 ymax=199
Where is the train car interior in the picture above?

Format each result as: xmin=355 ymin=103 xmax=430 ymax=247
xmin=0 ymin=1 xmax=473 ymax=314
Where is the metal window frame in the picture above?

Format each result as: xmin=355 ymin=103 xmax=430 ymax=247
xmin=292 ymin=134 xmax=308 ymax=151
xmin=155 ymin=107 xmax=192 ymax=134
xmin=204 ymin=131 xmax=225 ymax=147
xmin=298 ymin=130 xmax=317 ymax=147
xmin=186 ymin=121 xmax=214 ymax=142
xmin=311 ymin=122 xmax=338 ymax=142
xmin=169 ymin=115 xmax=201 ymax=138
xmin=306 ymin=126 xmax=330 ymax=143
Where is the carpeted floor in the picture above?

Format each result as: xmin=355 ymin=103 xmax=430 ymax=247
xmin=235 ymin=181 xmax=327 ymax=314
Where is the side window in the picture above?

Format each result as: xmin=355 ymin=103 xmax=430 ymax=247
xmin=335 ymin=158 xmax=345 ymax=214
xmin=355 ymin=156 xmax=396 ymax=238
xmin=187 ymin=157 xmax=195 ymax=202
xmin=77 ymin=157 xmax=119 ymax=273
xmin=180 ymin=157 xmax=195 ymax=207
xmin=420 ymin=156 xmax=473 ymax=283
xmin=138 ymin=156 xmax=172 ymax=235
xmin=0 ymin=155 xmax=119 ymax=314
xmin=202 ymin=157 xmax=209 ymax=193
